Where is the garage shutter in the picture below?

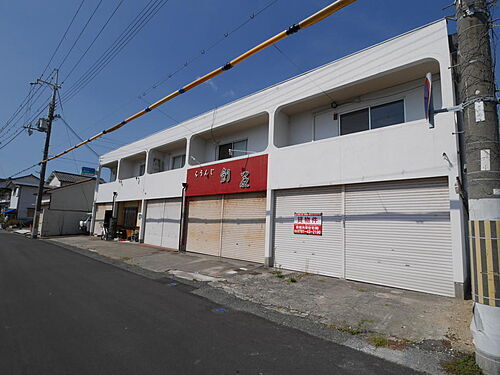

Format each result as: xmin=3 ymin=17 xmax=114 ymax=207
xmin=186 ymin=195 xmax=222 ymax=256
xmin=344 ymin=177 xmax=454 ymax=296
xmin=221 ymin=192 xmax=266 ymax=263
xmin=274 ymin=186 xmax=343 ymax=277
xmin=144 ymin=198 xmax=181 ymax=249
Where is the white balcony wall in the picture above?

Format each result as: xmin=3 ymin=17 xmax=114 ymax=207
xmin=275 ymin=78 xmax=443 ymax=148
xmin=118 ymin=153 xmax=146 ymax=180
xmin=188 ymin=115 xmax=269 ymax=165
xmin=148 ymin=141 xmax=186 ymax=174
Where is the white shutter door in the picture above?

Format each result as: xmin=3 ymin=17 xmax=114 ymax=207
xmin=221 ymin=192 xmax=266 ymax=263
xmin=144 ymin=198 xmax=181 ymax=249
xmin=144 ymin=200 xmax=165 ymax=247
xmin=274 ymin=186 xmax=343 ymax=277
xmin=186 ymin=195 xmax=222 ymax=257
xmin=161 ymin=198 xmax=181 ymax=249
xmin=344 ymin=177 xmax=454 ymax=296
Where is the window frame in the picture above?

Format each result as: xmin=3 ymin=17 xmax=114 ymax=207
xmin=138 ymin=163 xmax=146 ymax=176
xmin=338 ymin=98 xmax=406 ymax=136
xmin=218 ymin=139 xmax=248 ymax=160
xmin=171 ymin=154 xmax=186 ymax=170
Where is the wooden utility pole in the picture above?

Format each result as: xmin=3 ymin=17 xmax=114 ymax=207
xmin=455 ymin=1 xmax=500 ymax=373
xmin=31 ymin=70 xmax=60 ymax=239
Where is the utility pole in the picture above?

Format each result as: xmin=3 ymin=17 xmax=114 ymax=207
xmin=455 ymin=1 xmax=500 ymax=374
xmin=31 ymin=69 xmax=61 ymax=239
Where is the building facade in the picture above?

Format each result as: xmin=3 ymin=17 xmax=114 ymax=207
xmin=38 ymin=178 xmax=95 ymax=236
xmin=1 ymin=174 xmax=40 ymax=223
xmin=93 ymin=20 xmax=468 ymax=298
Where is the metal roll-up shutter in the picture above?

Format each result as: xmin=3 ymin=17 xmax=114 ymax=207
xmin=161 ymin=198 xmax=181 ymax=249
xmin=221 ymin=192 xmax=266 ymax=263
xmin=144 ymin=198 xmax=181 ymax=249
xmin=344 ymin=177 xmax=454 ymax=296
xmin=274 ymin=186 xmax=343 ymax=277
xmin=144 ymin=200 xmax=164 ymax=247
xmin=186 ymin=195 xmax=222 ymax=256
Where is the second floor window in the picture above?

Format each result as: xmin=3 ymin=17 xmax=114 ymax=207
xmin=218 ymin=139 xmax=248 ymax=160
xmin=340 ymin=99 xmax=405 ymax=136
xmin=171 ymin=154 xmax=186 ymax=170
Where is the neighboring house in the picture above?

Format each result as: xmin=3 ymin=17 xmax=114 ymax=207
xmin=46 ymin=170 xmax=93 ymax=188
xmin=37 ymin=178 xmax=96 ymax=236
xmin=94 ymin=20 xmax=468 ymax=298
xmin=1 ymin=174 xmax=40 ymax=223
xmin=0 ymin=178 xmax=10 ymax=215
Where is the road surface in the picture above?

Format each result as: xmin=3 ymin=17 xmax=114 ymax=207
xmin=0 ymin=232 xmax=418 ymax=374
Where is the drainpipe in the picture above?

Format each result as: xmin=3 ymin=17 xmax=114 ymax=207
xmin=89 ymin=167 xmax=101 ymax=236
xmin=108 ymin=191 xmax=118 ymax=241
xmin=178 ymin=182 xmax=188 ymax=252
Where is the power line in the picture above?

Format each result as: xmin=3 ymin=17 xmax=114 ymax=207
xmin=0 ymin=2 xmax=83 ymax=141
xmin=0 ymin=71 xmax=57 ymax=139
xmin=139 ymin=0 xmax=279 ymax=98
xmin=62 ymin=0 xmax=125 ymax=83
xmin=59 ymin=0 xmax=278 ymax=140
xmin=45 ymin=0 xmax=357 ymax=163
xmin=57 ymin=116 xmax=99 ymax=157
xmin=57 ymin=0 xmax=104 ymax=71
xmin=0 ymin=128 xmax=24 ymax=150
xmin=61 ymin=0 xmax=170 ymax=103
xmin=39 ymin=0 xmax=86 ymax=79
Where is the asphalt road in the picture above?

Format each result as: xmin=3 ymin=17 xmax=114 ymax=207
xmin=0 ymin=232 xmax=419 ymax=375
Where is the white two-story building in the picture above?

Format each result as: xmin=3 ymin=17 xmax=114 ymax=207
xmin=93 ymin=20 xmax=468 ymax=298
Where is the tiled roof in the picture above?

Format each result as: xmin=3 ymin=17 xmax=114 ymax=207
xmin=49 ymin=171 xmax=91 ymax=184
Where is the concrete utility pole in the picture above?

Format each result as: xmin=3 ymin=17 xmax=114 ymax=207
xmin=31 ymin=70 xmax=61 ymax=239
xmin=455 ymin=1 xmax=500 ymax=373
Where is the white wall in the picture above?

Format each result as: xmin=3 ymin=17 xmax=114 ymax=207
xmin=17 ymin=185 xmax=37 ymax=219
xmin=148 ymin=144 xmax=186 ymax=173
xmin=200 ymin=123 xmax=269 ymax=163
xmin=275 ymin=78 xmax=443 ymax=148
xmin=39 ymin=209 xmax=87 ymax=236
xmin=93 ymin=20 xmax=466 ymax=290
xmin=49 ymin=180 xmax=94 ymax=212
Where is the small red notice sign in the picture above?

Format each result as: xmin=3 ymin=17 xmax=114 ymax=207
xmin=294 ymin=213 xmax=322 ymax=235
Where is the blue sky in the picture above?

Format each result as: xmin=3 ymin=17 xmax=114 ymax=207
xmin=0 ymin=0 xmax=498 ymax=178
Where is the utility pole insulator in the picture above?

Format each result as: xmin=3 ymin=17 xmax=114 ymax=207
xmin=456 ymin=1 xmax=500 ymax=374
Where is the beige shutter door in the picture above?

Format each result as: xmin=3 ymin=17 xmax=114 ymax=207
xmin=274 ymin=186 xmax=343 ymax=277
xmin=344 ymin=177 xmax=454 ymax=296
xmin=186 ymin=195 xmax=222 ymax=256
xmin=220 ymin=192 xmax=266 ymax=263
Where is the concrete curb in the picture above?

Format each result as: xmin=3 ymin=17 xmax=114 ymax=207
xmin=45 ymin=238 xmax=457 ymax=375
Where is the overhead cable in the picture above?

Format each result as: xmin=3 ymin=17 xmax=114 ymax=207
xmin=62 ymin=0 xmax=125 ymax=83
xmin=43 ymin=0 xmax=357 ymax=163
xmin=61 ymin=0 xmax=170 ymax=103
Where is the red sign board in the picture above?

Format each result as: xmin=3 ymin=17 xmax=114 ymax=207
xmin=294 ymin=213 xmax=322 ymax=235
xmin=186 ymin=154 xmax=268 ymax=197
